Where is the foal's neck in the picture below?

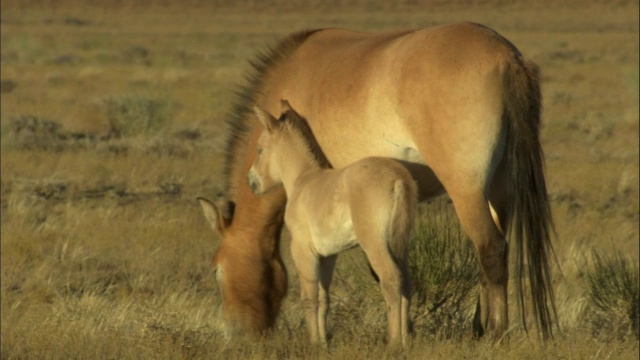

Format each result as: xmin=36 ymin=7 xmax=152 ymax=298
xmin=279 ymin=135 xmax=324 ymax=194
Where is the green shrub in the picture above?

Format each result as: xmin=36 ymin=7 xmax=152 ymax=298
xmin=100 ymin=94 xmax=177 ymax=138
xmin=409 ymin=199 xmax=478 ymax=339
xmin=584 ymin=250 xmax=639 ymax=340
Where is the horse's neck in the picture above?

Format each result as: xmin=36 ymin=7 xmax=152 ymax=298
xmin=279 ymin=136 xmax=322 ymax=195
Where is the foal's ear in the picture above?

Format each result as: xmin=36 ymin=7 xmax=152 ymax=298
xmin=253 ymin=105 xmax=279 ymax=133
xmin=197 ymin=197 xmax=232 ymax=234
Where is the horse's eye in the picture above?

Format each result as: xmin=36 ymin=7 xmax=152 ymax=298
xmin=257 ymin=148 xmax=263 ymax=155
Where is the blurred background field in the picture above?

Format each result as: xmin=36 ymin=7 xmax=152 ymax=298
xmin=1 ymin=1 xmax=638 ymax=358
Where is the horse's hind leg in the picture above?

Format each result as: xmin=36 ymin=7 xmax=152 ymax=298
xmin=448 ymin=188 xmax=509 ymax=340
xmin=318 ymin=255 xmax=337 ymax=344
xmin=470 ymin=162 xmax=512 ymax=338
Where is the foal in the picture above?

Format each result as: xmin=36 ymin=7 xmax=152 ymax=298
xmin=248 ymin=100 xmax=417 ymax=346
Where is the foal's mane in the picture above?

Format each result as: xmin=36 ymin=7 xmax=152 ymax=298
xmin=223 ymin=30 xmax=321 ymax=198
xmin=278 ymin=108 xmax=332 ymax=169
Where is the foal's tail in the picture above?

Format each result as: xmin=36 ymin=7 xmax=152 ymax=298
xmin=503 ymin=58 xmax=557 ymax=340
xmin=388 ymin=177 xmax=418 ymax=267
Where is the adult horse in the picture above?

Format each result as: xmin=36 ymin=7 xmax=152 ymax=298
xmin=200 ymin=22 xmax=556 ymax=340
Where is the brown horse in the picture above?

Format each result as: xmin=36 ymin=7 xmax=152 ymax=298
xmin=198 ymin=22 xmax=556 ymax=341
xmin=248 ymin=100 xmax=415 ymax=345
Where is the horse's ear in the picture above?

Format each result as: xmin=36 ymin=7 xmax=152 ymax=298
xmin=220 ymin=200 xmax=235 ymax=223
xmin=197 ymin=197 xmax=232 ymax=234
xmin=253 ymin=105 xmax=278 ymax=133
xmin=280 ymin=99 xmax=292 ymax=114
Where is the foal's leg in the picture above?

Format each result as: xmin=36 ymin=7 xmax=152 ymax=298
xmin=398 ymin=254 xmax=411 ymax=344
xmin=354 ymin=225 xmax=404 ymax=345
xmin=291 ymin=238 xmax=322 ymax=344
xmin=318 ymin=255 xmax=337 ymax=344
xmin=368 ymin=250 xmax=404 ymax=345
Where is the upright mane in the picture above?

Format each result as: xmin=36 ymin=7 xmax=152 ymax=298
xmin=279 ymin=107 xmax=332 ymax=169
xmin=223 ymin=29 xmax=321 ymax=198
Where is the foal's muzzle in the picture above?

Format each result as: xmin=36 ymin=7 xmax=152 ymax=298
xmin=247 ymin=168 xmax=261 ymax=195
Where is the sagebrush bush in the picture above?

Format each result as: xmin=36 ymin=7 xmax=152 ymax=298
xmin=584 ymin=250 xmax=639 ymax=340
xmin=5 ymin=114 xmax=105 ymax=152
xmin=100 ymin=94 xmax=177 ymax=138
xmin=409 ymin=200 xmax=478 ymax=339
xmin=6 ymin=114 xmax=65 ymax=151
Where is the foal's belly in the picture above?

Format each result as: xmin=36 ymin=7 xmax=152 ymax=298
xmin=310 ymin=217 xmax=358 ymax=257
xmin=312 ymin=227 xmax=358 ymax=256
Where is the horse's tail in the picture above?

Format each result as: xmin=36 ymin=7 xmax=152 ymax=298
xmin=503 ymin=58 xmax=557 ymax=340
xmin=388 ymin=176 xmax=418 ymax=271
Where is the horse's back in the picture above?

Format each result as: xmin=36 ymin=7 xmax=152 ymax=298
xmin=263 ymin=23 xmax=520 ymax=176
xmin=273 ymin=22 xmax=517 ymax=108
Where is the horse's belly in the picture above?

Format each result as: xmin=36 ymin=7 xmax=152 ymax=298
xmin=326 ymin=132 xmax=422 ymax=169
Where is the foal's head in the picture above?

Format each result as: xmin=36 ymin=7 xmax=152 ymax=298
xmin=247 ymin=102 xmax=287 ymax=195
xmin=248 ymin=100 xmax=330 ymax=195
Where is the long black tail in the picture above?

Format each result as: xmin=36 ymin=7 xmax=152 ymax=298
xmin=503 ymin=58 xmax=558 ymax=340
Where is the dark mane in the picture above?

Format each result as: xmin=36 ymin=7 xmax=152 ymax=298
xmin=222 ymin=29 xmax=321 ymax=198
xmin=279 ymin=108 xmax=332 ymax=169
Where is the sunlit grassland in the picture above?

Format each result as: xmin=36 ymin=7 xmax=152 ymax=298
xmin=1 ymin=1 xmax=638 ymax=358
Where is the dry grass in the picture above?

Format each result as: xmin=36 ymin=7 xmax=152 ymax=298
xmin=1 ymin=1 xmax=638 ymax=358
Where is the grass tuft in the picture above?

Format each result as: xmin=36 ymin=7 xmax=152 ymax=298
xmin=583 ymin=249 xmax=639 ymax=340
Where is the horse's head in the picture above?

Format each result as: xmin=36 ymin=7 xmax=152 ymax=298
xmin=198 ymin=101 xmax=297 ymax=337
xmin=197 ymin=196 xmax=285 ymax=337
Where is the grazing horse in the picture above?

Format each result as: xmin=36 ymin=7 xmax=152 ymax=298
xmin=198 ymin=22 xmax=556 ymax=341
xmin=247 ymin=101 xmax=416 ymax=345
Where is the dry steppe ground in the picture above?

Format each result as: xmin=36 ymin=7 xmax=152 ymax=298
xmin=1 ymin=1 xmax=638 ymax=359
